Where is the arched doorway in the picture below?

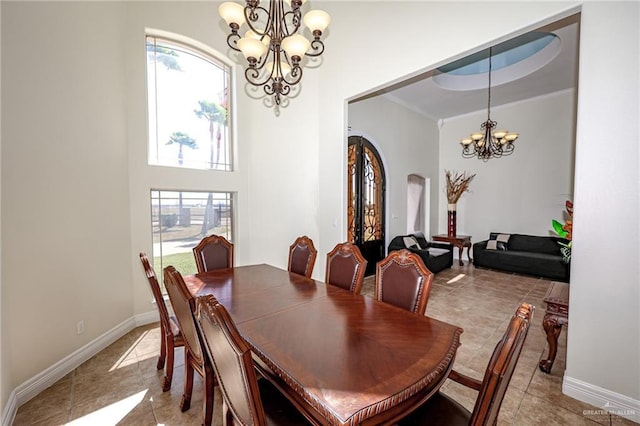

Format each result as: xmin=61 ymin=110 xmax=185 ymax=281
xmin=348 ymin=135 xmax=386 ymax=276
xmin=407 ymin=174 xmax=427 ymax=234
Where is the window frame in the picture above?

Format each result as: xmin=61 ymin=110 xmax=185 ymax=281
xmin=150 ymin=189 xmax=236 ymax=290
xmin=145 ymin=30 xmax=237 ymax=172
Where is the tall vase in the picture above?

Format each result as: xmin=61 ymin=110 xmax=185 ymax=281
xmin=447 ymin=203 xmax=457 ymax=237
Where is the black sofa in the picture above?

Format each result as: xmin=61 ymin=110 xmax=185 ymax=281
xmin=473 ymin=232 xmax=570 ymax=282
xmin=388 ymin=232 xmax=454 ymax=274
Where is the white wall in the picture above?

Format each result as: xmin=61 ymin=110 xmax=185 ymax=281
xmin=0 ymin=0 xmax=5 ymax=411
xmin=244 ymin=67 xmax=322 ymax=271
xmin=439 ymin=90 xmax=576 ymax=241
xmin=2 ymin=0 xmax=638 ymax=419
xmin=348 ymin=96 xmax=439 ymax=242
xmin=2 ymin=1 xmax=132 ymax=389
xmin=565 ymin=1 xmax=639 ymax=402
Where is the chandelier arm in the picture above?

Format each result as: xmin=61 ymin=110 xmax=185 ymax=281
xmin=282 ymin=8 xmax=303 ymax=35
xmin=280 ymin=50 xmax=303 ymax=86
xmin=278 ymin=82 xmax=292 ymax=97
xmin=283 ymin=64 xmax=303 ymax=86
xmin=306 ymin=38 xmax=325 ymax=57
xmin=226 ymin=30 xmax=241 ymax=51
xmin=501 ymin=143 xmax=515 ymax=156
xmin=244 ymin=66 xmax=265 ymax=87
xmin=244 ymin=49 xmax=276 ymax=88
xmin=243 ymin=4 xmax=272 ymax=37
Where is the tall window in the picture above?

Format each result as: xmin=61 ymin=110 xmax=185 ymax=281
xmin=151 ymin=190 xmax=233 ymax=285
xmin=147 ymin=36 xmax=232 ymax=171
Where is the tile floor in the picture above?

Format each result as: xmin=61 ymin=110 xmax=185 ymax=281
xmin=13 ymin=263 xmax=636 ymax=425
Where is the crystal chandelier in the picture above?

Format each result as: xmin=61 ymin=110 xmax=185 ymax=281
xmin=460 ymin=47 xmax=519 ymax=160
xmin=219 ymin=0 xmax=330 ymax=106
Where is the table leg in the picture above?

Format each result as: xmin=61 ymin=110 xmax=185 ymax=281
xmin=457 ymin=245 xmax=464 ymax=266
xmin=539 ymin=313 xmax=562 ymax=373
xmin=466 ymin=245 xmax=473 ymax=264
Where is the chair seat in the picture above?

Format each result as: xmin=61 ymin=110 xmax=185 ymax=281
xmin=399 ymin=392 xmax=471 ymax=426
xmin=258 ymin=379 xmax=311 ymax=425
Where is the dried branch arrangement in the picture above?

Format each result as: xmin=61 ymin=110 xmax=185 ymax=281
xmin=445 ymin=170 xmax=476 ymax=204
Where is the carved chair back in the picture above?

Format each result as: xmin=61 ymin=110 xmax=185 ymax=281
xmin=140 ymin=252 xmax=173 ymax=335
xmin=193 ymin=234 xmax=234 ymax=273
xmin=288 ymin=235 xmax=317 ymax=278
xmin=163 ymin=265 xmax=215 ymax=424
xmin=140 ymin=252 xmax=186 ymax=391
xmin=375 ymin=249 xmax=434 ymax=316
xmin=196 ymin=295 xmax=267 ymax=425
xmin=325 ymin=242 xmax=367 ymax=294
xmin=470 ymin=303 xmax=534 ymax=425
xmin=164 ymin=266 xmax=204 ymax=366
xmin=398 ymin=303 xmax=533 ymax=425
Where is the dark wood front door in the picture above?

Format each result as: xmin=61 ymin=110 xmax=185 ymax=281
xmin=348 ymin=136 xmax=386 ymax=276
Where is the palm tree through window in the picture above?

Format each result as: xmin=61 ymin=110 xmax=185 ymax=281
xmin=146 ymin=36 xmax=232 ymax=171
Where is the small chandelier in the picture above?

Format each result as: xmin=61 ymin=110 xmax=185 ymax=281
xmin=460 ymin=46 xmax=519 ymax=160
xmin=219 ymin=0 xmax=330 ymax=106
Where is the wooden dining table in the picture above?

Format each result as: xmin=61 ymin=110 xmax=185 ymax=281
xmin=184 ymin=264 xmax=463 ymax=426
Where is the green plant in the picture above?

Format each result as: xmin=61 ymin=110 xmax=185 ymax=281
xmin=552 ymin=200 xmax=573 ymax=264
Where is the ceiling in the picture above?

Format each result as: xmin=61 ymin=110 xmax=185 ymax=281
xmin=353 ymin=15 xmax=580 ymax=122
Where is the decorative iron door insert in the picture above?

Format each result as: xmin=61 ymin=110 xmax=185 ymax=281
xmin=348 ymin=136 xmax=386 ymax=275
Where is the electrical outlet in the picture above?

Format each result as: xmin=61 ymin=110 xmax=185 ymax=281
xmin=76 ymin=320 xmax=85 ymax=335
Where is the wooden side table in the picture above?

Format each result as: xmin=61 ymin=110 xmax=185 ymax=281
xmin=432 ymin=234 xmax=472 ymax=266
xmin=539 ymin=281 xmax=569 ymax=373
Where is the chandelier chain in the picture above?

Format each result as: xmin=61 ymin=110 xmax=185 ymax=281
xmin=487 ymin=47 xmax=492 ymax=118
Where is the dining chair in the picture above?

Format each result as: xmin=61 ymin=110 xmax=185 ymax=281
xmin=139 ymin=252 xmax=184 ymax=392
xmin=193 ymin=234 xmax=234 ymax=273
xmin=375 ymin=249 xmax=434 ymax=316
xmin=399 ymin=303 xmax=534 ymax=426
xmin=195 ymin=294 xmax=311 ymax=426
xmin=163 ymin=265 xmax=215 ymax=425
xmin=325 ymin=242 xmax=367 ymax=294
xmin=287 ymin=235 xmax=317 ymax=278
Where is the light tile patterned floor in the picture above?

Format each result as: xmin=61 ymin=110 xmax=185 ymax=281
xmin=13 ymin=264 xmax=637 ymax=425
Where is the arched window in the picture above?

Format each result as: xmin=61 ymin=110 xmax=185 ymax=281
xmin=146 ymin=35 xmax=233 ymax=171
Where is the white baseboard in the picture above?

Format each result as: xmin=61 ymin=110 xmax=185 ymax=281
xmin=1 ymin=310 xmax=159 ymax=426
xmin=563 ymin=374 xmax=640 ymax=423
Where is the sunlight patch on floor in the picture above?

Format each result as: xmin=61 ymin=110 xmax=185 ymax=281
xmin=66 ymin=390 xmax=147 ymax=425
xmin=447 ymin=274 xmax=466 ymax=284
xmin=109 ymin=330 xmax=150 ymax=372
